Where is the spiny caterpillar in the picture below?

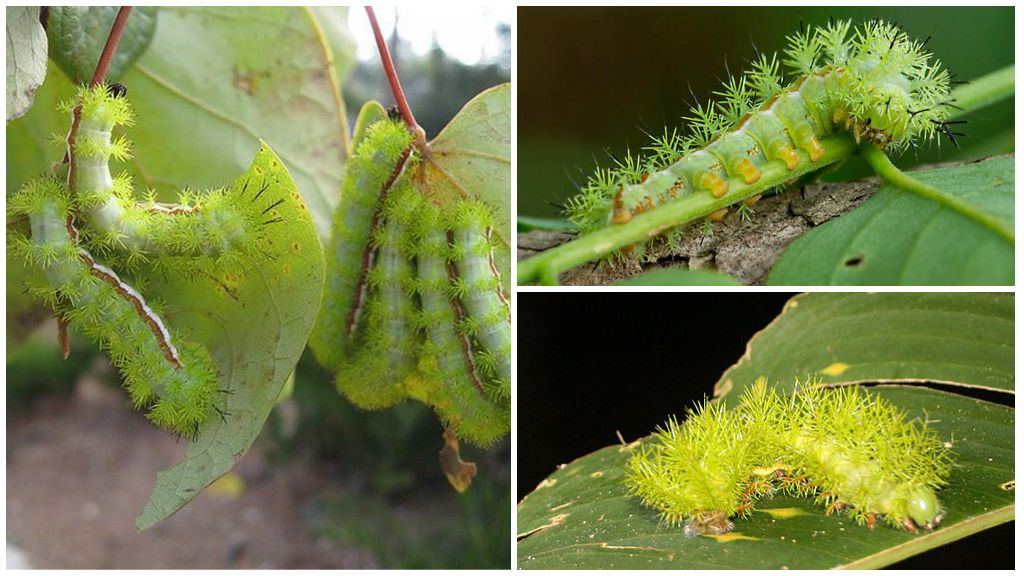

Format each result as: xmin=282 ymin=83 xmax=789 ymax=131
xmin=625 ymin=379 xmax=953 ymax=537
xmin=565 ymin=19 xmax=955 ymax=246
xmin=6 ymin=83 xmax=278 ymax=437
xmin=66 ymin=84 xmax=269 ymax=277
xmin=311 ymin=112 xmax=510 ymax=447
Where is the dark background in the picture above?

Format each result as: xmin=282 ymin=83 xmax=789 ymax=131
xmin=517 ymin=292 xmax=1013 ymax=569
xmin=517 ymin=6 xmax=1015 ymax=219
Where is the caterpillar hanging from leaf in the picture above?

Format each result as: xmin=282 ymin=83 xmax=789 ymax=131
xmin=625 ymin=378 xmax=954 ymax=537
xmin=8 ymin=84 xmax=279 ymax=437
xmin=519 ymin=19 xmax=961 ymax=284
xmin=310 ymin=102 xmax=510 ymax=450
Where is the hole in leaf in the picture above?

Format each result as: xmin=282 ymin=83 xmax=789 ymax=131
xmin=844 ymin=255 xmax=864 ymax=267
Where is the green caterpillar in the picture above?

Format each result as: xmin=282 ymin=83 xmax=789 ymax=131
xmin=8 ymin=84 xmax=296 ymax=438
xmin=69 ymin=85 xmax=267 ymax=276
xmin=625 ymin=378 xmax=953 ymax=537
xmin=311 ymin=107 xmax=510 ymax=448
xmin=8 ymin=176 xmax=219 ymax=439
xmin=520 ymin=19 xmax=957 ymax=283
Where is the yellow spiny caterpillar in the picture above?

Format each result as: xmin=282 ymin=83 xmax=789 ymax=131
xmin=625 ymin=378 xmax=953 ymax=536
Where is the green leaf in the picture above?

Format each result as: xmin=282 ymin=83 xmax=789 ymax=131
xmin=135 ymin=143 xmax=324 ymax=529
xmin=6 ymin=7 xmax=48 ymax=122
xmin=768 ymin=155 xmax=1014 ymax=285
xmin=46 ymin=6 xmax=158 ymax=84
xmin=714 ymin=293 xmax=1014 ymax=400
xmin=419 ymin=83 xmax=511 ymax=294
xmin=615 ymin=269 xmax=741 ymax=286
xmin=7 ymin=6 xmax=356 ymax=237
xmin=517 ymin=386 xmax=1013 ymax=569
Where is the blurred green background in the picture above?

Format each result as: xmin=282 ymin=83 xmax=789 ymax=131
xmin=518 ymin=6 xmax=1014 ymax=220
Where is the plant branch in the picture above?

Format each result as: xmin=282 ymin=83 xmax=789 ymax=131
xmin=860 ymin=143 xmax=1013 ymax=244
xmin=66 ymin=6 xmax=133 ymax=190
xmin=517 ymin=134 xmax=859 ymax=285
xmin=365 ymin=6 xmax=426 ymax=150
xmin=90 ymin=6 xmax=133 ymax=87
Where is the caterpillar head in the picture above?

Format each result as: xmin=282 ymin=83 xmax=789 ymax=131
xmin=789 ymin=19 xmax=953 ymax=150
xmin=904 ymin=486 xmax=944 ymax=531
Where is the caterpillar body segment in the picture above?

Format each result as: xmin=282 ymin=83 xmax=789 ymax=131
xmin=449 ymin=200 xmax=512 ymax=401
xmin=8 ymin=177 xmax=218 ymax=438
xmin=334 ymin=183 xmax=422 ymax=409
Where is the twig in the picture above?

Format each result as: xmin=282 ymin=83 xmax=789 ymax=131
xmin=860 ymin=144 xmax=1013 ymax=244
xmin=364 ymin=6 xmax=427 ymax=152
xmin=66 ymin=6 xmax=133 ymax=190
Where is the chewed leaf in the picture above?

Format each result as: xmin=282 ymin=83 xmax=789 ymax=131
xmin=135 ymin=143 xmax=324 ymax=529
xmin=418 ymin=83 xmax=511 ymax=295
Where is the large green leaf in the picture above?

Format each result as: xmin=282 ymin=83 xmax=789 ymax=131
xmin=135 ymin=144 xmax=324 ymax=529
xmin=7 ymin=6 xmax=355 ymax=237
xmin=418 ymin=83 xmax=511 ymax=294
xmin=517 ymin=386 xmax=1014 ymax=569
xmin=46 ymin=6 xmax=158 ymax=84
xmin=6 ymin=7 xmax=48 ymax=121
xmin=714 ymin=293 xmax=1014 ymax=400
xmin=768 ymin=156 xmax=1013 ymax=285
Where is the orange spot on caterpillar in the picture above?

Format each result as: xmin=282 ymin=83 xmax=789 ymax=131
xmin=709 ymin=208 xmax=728 ymax=221
xmin=777 ymin=145 xmax=800 ymax=170
xmin=743 ymin=194 xmax=762 ymax=207
xmin=736 ymin=158 xmax=761 ymax=185
xmin=701 ymin=172 xmax=728 ymax=198
xmin=610 ymin=187 xmax=632 ymax=224
xmin=668 ymin=180 xmax=685 ymax=199
xmin=804 ymin=136 xmax=825 ymax=162
xmin=640 ymin=172 xmax=650 ymax=183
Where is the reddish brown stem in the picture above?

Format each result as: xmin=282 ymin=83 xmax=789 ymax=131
xmin=66 ymin=6 xmax=133 ymax=190
xmin=90 ymin=7 xmax=133 ymax=87
xmin=364 ymin=7 xmax=427 ymax=151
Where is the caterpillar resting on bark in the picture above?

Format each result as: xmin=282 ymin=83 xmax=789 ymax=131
xmin=625 ymin=378 xmax=953 ymax=537
xmin=311 ymin=108 xmax=510 ymax=448
xmin=520 ymin=19 xmax=960 ymax=283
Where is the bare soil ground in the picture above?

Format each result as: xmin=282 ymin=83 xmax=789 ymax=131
xmin=6 ymin=376 xmax=377 ymax=569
